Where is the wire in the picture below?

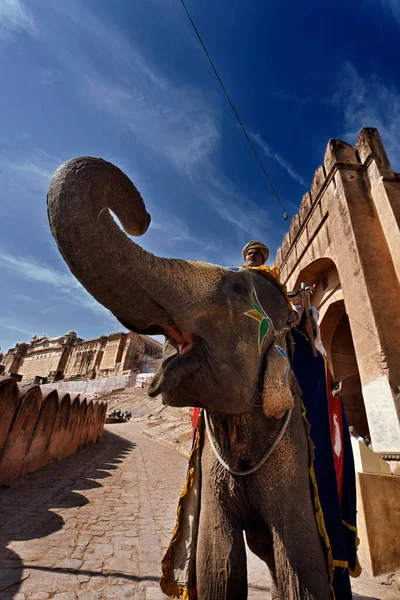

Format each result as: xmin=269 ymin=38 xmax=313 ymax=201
xmin=179 ymin=0 xmax=387 ymax=351
xmin=179 ymin=0 xmax=288 ymax=220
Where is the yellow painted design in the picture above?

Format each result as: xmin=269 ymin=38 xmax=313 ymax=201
xmin=245 ymin=309 xmax=264 ymax=322
xmin=244 ymin=289 xmax=271 ymax=351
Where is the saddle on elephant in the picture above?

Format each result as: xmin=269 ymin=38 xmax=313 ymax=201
xmin=161 ymin=268 xmax=360 ymax=600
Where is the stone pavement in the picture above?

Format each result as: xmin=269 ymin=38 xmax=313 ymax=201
xmin=0 ymin=422 xmax=397 ymax=599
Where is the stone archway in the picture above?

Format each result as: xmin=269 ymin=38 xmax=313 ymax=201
xmin=292 ymin=258 xmax=369 ymax=437
xmin=328 ymin=307 xmax=369 ymax=436
xmin=274 ymin=129 xmax=400 ymax=454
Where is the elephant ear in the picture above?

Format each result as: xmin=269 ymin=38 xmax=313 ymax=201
xmin=262 ymin=331 xmax=295 ymax=419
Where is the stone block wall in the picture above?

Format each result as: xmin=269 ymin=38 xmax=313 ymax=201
xmin=356 ymin=472 xmax=400 ymax=575
xmin=0 ymin=376 xmax=107 ymax=485
xmin=272 ymin=127 xmax=400 ymax=456
xmin=40 ymin=374 xmax=130 ymax=397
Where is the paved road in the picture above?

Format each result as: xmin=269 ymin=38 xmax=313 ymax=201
xmin=0 ymin=422 xmax=396 ymax=599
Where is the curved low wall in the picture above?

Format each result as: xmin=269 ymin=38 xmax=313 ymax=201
xmin=0 ymin=376 xmax=107 ymax=485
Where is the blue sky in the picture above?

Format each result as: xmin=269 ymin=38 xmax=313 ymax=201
xmin=1 ymin=0 xmax=399 ymax=353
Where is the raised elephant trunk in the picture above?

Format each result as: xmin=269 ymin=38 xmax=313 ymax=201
xmin=47 ymin=157 xmax=217 ymax=335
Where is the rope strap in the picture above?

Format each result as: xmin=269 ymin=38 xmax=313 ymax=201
xmin=204 ymin=408 xmax=292 ymax=476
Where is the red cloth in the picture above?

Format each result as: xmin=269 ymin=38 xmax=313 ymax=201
xmin=192 ymin=407 xmax=200 ymax=435
xmin=325 ymin=365 xmax=344 ymax=501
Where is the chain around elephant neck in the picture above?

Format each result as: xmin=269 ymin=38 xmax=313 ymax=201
xmin=204 ymin=408 xmax=292 ymax=476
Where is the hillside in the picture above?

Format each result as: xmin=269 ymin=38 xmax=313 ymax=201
xmin=97 ymin=386 xmax=193 ymax=456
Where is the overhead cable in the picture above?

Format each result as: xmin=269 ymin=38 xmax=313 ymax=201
xmin=179 ymin=1 xmax=391 ymax=350
xmin=179 ymin=0 xmax=289 ymax=219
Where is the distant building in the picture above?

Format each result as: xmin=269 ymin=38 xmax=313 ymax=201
xmin=1 ymin=330 xmax=162 ymax=384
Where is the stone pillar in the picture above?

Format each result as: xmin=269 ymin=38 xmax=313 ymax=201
xmin=356 ymin=129 xmax=400 ymax=282
xmin=326 ymin=133 xmax=400 ymax=455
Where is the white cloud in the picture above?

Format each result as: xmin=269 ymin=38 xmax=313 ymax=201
xmin=0 ymin=146 xmax=62 ymax=191
xmin=1 ymin=159 xmax=54 ymax=181
xmin=250 ymin=132 xmax=305 ymax=185
xmin=330 ymin=62 xmax=400 ymax=170
xmin=2 ymin=2 xmax=281 ymax=249
xmin=1 ymin=322 xmax=32 ymax=335
xmin=27 ymin=1 xmax=219 ymax=174
xmin=0 ymin=252 xmax=76 ymax=287
xmin=0 ymin=0 xmax=34 ymax=36
xmin=150 ymin=210 xmax=220 ymax=255
xmin=37 ymin=148 xmax=63 ymax=164
xmin=377 ymin=0 xmax=400 ymax=24
xmin=13 ymin=293 xmax=37 ymax=303
xmin=80 ymin=74 xmax=219 ymax=173
xmin=197 ymin=165 xmax=280 ymax=246
xmin=0 ymin=251 xmax=113 ymax=317
xmin=21 ymin=1 xmax=273 ymax=242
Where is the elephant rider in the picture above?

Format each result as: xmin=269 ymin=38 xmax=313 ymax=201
xmin=242 ymin=240 xmax=299 ymax=327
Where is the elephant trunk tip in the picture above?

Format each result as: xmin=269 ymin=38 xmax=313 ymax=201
xmin=123 ymin=211 xmax=151 ymax=237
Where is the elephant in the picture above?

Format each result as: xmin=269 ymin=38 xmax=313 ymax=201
xmin=47 ymin=157 xmax=335 ymax=600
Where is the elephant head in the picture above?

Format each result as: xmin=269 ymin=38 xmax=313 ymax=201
xmin=47 ymin=157 xmax=293 ymax=417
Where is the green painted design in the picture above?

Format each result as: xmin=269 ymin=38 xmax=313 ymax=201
xmin=244 ymin=288 xmax=272 ymax=352
xmin=253 ymin=297 xmax=264 ymax=315
xmin=258 ymin=317 xmax=270 ymax=348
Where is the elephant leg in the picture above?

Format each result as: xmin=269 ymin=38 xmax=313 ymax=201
xmin=196 ymin=511 xmax=247 ymax=600
xmin=246 ymin=531 xmax=280 ymax=600
xmin=271 ymin=524 xmax=330 ymax=600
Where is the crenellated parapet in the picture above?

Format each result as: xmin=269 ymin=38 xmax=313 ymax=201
xmin=274 ymin=127 xmax=399 ymax=283
xmin=0 ymin=376 xmax=107 ymax=485
xmin=272 ymin=127 xmax=400 ymax=457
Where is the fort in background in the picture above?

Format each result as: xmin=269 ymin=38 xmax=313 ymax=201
xmin=0 ymin=329 xmax=162 ymax=385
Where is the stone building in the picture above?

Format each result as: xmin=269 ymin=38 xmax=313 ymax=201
xmin=1 ymin=330 xmax=162 ymax=384
xmin=2 ymin=332 xmax=79 ymax=383
xmin=98 ymin=331 xmax=161 ymax=377
xmin=274 ymin=128 xmax=399 ymax=462
xmin=1 ymin=342 xmax=29 ymax=377
xmin=63 ymin=335 xmax=107 ymax=380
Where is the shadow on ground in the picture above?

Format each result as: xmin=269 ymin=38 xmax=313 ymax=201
xmin=0 ymin=430 xmax=145 ymax=598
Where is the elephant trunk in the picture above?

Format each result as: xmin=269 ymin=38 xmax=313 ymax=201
xmin=47 ymin=156 xmax=203 ymax=334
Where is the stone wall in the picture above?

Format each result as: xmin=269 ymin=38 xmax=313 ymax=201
xmin=99 ymin=333 xmax=126 ymax=373
xmin=19 ymin=347 xmax=65 ymax=378
xmin=40 ymin=374 xmax=130 ymax=397
xmin=356 ymin=472 xmax=400 ymax=575
xmin=0 ymin=376 xmax=107 ymax=485
xmin=273 ymin=128 xmax=400 ymax=456
xmin=63 ymin=336 xmax=107 ymax=380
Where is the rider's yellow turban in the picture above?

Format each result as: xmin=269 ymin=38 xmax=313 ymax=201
xmin=242 ymin=240 xmax=270 ymax=264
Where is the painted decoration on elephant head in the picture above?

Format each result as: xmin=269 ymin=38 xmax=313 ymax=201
xmin=275 ymin=343 xmax=291 ymax=385
xmin=245 ymin=286 xmax=294 ymax=418
xmin=244 ymin=288 xmax=274 ymax=351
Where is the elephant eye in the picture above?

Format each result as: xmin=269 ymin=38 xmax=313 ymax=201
xmin=232 ymin=282 xmax=248 ymax=296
